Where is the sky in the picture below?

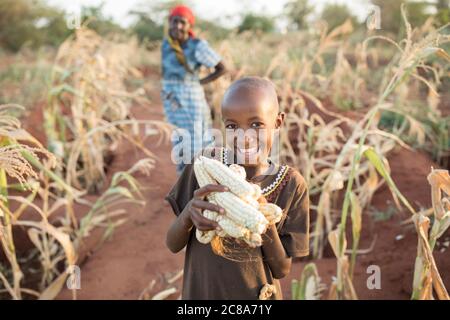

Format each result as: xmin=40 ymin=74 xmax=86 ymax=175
xmin=47 ymin=0 xmax=373 ymax=28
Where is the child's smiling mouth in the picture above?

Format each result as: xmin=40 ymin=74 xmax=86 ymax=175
xmin=237 ymin=146 xmax=258 ymax=155
xmin=235 ymin=143 xmax=262 ymax=163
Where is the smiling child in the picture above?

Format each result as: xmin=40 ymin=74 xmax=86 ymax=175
xmin=165 ymin=76 xmax=310 ymax=300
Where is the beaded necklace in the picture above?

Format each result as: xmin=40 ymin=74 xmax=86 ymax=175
xmin=220 ymin=147 xmax=291 ymax=201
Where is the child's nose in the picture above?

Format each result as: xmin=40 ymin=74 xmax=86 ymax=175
xmin=244 ymin=134 xmax=257 ymax=147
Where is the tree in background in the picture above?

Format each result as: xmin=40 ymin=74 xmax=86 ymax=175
xmin=284 ymin=0 xmax=314 ymax=30
xmin=129 ymin=11 xmax=164 ymax=42
xmin=0 ymin=0 xmax=71 ymax=51
xmin=80 ymin=4 xmax=124 ymax=36
xmin=0 ymin=0 xmax=126 ymax=52
xmin=320 ymin=3 xmax=359 ymax=31
xmin=238 ymin=14 xmax=275 ymax=33
xmin=431 ymin=0 xmax=449 ymax=25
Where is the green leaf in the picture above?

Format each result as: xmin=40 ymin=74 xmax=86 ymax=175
xmin=362 ymin=147 xmax=416 ymax=215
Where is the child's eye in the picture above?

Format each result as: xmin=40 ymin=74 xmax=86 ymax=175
xmin=225 ymin=124 xmax=237 ymax=129
xmin=251 ymin=122 xmax=264 ymax=128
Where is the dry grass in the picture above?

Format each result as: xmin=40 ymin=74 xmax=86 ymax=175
xmin=0 ymin=102 xmax=158 ymax=299
xmin=45 ymin=27 xmax=171 ymax=193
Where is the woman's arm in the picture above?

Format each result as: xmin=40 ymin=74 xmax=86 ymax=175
xmin=166 ymin=184 xmax=228 ymax=253
xmin=261 ymin=224 xmax=292 ymax=279
xmin=199 ymin=62 xmax=227 ymax=85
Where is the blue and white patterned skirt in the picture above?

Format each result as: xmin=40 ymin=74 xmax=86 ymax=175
xmin=161 ymin=80 xmax=213 ymax=173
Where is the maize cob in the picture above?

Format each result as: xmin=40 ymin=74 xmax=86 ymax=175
xmin=229 ymin=164 xmax=247 ymax=179
xmin=195 ymin=206 xmax=218 ymax=244
xmin=193 ymin=156 xmax=284 ymax=249
xmin=252 ymin=184 xmax=262 ymax=199
xmin=192 ymin=160 xmax=219 ymax=244
xmin=216 ymin=215 xmax=250 ymax=239
xmin=243 ymin=196 xmax=261 ymax=208
xmin=194 ymin=157 xmax=217 ymax=188
xmin=196 ymin=229 xmax=216 ymax=244
xmin=200 ymin=156 xmax=255 ymax=198
xmin=214 ymin=191 xmax=268 ymax=234
xmin=259 ymin=284 xmax=277 ymax=300
xmin=244 ymin=233 xmax=263 ymax=247
xmin=259 ymin=203 xmax=283 ymax=224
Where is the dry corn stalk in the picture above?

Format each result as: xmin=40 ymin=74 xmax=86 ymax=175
xmin=193 ymin=156 xmax=283 ymax=247
xmin=291 ymin=263 xmax=326 ymax=300
xmin=411 ymin=169 xmax=450 ymax=300
xmin=327 ymin=229 xmax=358 ymax=300
xmin=45 ymin=27 xmax=169 ymax=193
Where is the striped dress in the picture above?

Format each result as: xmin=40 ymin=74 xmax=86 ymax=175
xmin=161 ymin=37 xmax=222 ymax=173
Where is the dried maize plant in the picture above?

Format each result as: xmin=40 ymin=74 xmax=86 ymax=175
xmin=1 ymin=156 xmax=150 ymax=300
xmin=328 ymin=44 xmax=369 ymax=110
xmin=215 ymin=31 xmax=293 ymax=77
xmin=279 ymin=91 xmax=397 ymax=259
xmin=0 ymin=104 xmax=151 ymax=299
xmin=327 ymin=229 xmax=358 ymax=300
xmin=291 ymin=263 xmax=326 ymax=300
xmin=3 ymin=158 xmax=149 ymax=300
xmin=293 ymin=19 xmax=354 ymax=94
xmin=193 ymin=156 xmax=283 ymax=250
xmin=138 ymin=269 xmax=183 ymax=300
xmin=0 ymin=104 xmax=64 ymax=299
xmin=369 ymin=17 xmax=449 ymax=165
xmin=411 ymin=169 xmax=450 ymax=300
xmin=45 ymin=27 xmax=168 ymax=193
xmin=333 ymin=5 xmax=450 ymax=299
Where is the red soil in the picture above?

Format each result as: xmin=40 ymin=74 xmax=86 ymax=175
xmin=16 ymin=71 xmax=449 ymax=300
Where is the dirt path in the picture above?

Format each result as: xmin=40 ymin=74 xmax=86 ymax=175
xmin=57 ymin=74 xmax=185 ymax=299
xmin=53 ymin=71 xmax=449 ymax=300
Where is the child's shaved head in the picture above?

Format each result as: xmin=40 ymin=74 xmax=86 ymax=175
xmin=222 ymin=76 xmax=279 ymax=115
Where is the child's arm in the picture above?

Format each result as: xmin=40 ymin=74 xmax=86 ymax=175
xmin=166 ymin=184 xmax=228 ymax=253
xmin=261 ymin=225 xmax=292 ymax=279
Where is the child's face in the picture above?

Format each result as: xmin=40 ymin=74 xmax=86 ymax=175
xmin=221 ymin=88 xmax=284 ymax=167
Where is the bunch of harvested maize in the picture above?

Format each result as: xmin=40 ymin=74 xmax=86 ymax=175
xmin=193 ymin=156 xmax=283 ymax=247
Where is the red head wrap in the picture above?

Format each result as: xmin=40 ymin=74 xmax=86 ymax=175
xmin=169 ymin=5 xmax=195 ymax=37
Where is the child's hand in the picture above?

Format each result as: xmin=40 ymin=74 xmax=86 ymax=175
xmin=185 ymin=184 xmax=228 ymax=231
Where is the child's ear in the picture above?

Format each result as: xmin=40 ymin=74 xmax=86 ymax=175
xmin=275 ymin=112 xmax=285 ymax=129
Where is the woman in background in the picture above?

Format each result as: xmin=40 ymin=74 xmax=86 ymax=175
xmin=161 ymin=5 xmax=226 ymax=174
